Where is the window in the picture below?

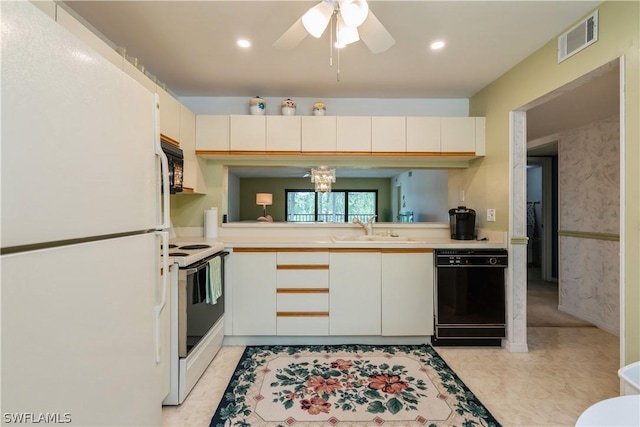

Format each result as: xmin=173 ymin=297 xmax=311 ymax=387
xmin=285 ymin=190 xmax=377 ymax=222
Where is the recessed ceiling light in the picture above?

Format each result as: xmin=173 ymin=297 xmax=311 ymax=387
xmin=237 ymin=39 xmax=251 ymax=48
xmin=430 ymin=40 xmax=445 ymax=50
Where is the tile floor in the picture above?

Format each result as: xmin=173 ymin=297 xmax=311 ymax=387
xmin=162 ymin=326 xmax=620 ymax=427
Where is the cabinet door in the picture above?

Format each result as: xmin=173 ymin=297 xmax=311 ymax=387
xmin=329 ymin=251 xmax=381 ymax=335
xmin=406 ymin=117 xmax=440 ymax=153
xmin=230 ymin=115 xmax=266 ymax=151
xmin=180 ymin=105 xmax=205 ymax=193
xmin=231 ymin=251 xmax=276 ymax=335
xmin=302 ymin=116 xmax=337 ymax=152
xmin=475 ymin=117 xmax=486 ymax=156
xmin=337 ymin=116 xmax=371 ymax=152
xmin=441 ymin=117 xmax=475 ymax=153
xmin=381 ymin=250 xmax=434 ymax=336
xmin=266 ymin=116 xmax=301 ymax=152
xmin=157 ymin=87 xmax=181 ymax=143
xmin=371 ymin=117 xmax=406 ymax=153
xmin=156 ymin=87 xmax=180 ymax=141
xmin=196 ymin=115 xmax=230 ymax=151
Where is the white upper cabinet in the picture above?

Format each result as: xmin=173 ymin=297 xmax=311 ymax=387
xmin=475 ymin=117 xmax=486 ymax=156
xmin=406 ymin=117 xmax=441 ymax=153
xmin=337 ymin=116 xmax=371 ymax=153
xmin=180 ymin=105 xmax=206 ymax=193
xmin=371 ymin=117 xmax=406 ymax=152
xmin=266 ymin=116 xmax=301 ymax=152
xmin=196 ymin=116 xmax=230 ymax=151
xmin=302 ymin=116 xmax=337 ymax=152
xmin=441 ymin=117 xmax=476 ymax=153
xmin=157 ymin=87 xmax=181 ymax=143
xmin=230 ymin=115 xmax=266 ymax=151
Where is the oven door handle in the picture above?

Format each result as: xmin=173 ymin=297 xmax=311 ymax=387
xmin=183 ymin=251 xmax=229 ymax=274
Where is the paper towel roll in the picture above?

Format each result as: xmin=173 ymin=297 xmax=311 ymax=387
xmin=204 ymin=208 xmax=218 ymax=238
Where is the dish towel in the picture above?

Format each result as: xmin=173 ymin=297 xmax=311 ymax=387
xmin=205 ymin=256 xmax=222 ymax=305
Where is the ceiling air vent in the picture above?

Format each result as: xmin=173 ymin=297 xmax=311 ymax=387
xmin=558 ymin=10 xmax=598 ymax=63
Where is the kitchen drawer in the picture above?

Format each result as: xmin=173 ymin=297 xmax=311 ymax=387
xmin=277 ymin=270 xmax=329 ymax=288
xmin=277 ymin=292 xmax=329 ymax=312
xmin=277 ymin=251 xmax=329 ymax=264
xmin=277 ymin=316 xmax=329 ymax=336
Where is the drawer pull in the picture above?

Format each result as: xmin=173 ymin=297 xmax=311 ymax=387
xmin=277 ymin=288 xmax=329 ymax=294
xmin=277 ymin=264 xmax=329 ymax=270
xmin=277 ymin=311 xmax=329 ymax=317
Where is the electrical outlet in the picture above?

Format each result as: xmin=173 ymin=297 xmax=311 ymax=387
xmin=487 ymin=209 xmax=496 ymax=222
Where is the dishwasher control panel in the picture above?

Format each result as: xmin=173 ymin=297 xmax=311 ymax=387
xmin=435 ymin=249 xmax=508 ymax=267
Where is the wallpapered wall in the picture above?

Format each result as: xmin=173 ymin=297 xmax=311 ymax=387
xmin=558 ymin=115 xmax=620 ymax=334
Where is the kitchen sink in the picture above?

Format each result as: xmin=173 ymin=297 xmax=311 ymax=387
xmin=331 ymin=235 xmax=420 ymax=243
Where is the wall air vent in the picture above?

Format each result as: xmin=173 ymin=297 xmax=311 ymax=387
xmin=558 ymin=10 xmax=598 ymax=63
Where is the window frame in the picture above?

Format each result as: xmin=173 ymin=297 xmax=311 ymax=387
xmin=284 ymin=189 xmax=378 ymax=222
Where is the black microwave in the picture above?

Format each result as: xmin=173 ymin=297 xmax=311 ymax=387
xmin=161 ymin=139 xmax=183 ymax=194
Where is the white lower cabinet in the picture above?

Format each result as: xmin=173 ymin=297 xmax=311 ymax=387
xmin=231 ymin=250 xmax=276 ymax=335
xmin=276 ymin=250 xmax=329 ymax=335
xmin=329 ymin=251 xmax=381 ymax=335
xmin=381 ymin=249 xmax=434 ymax=336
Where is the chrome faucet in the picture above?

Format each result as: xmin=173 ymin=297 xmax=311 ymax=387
xmin=352 ymin=215 xmax=377 ymax=235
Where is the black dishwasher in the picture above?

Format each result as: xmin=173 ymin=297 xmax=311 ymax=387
xmin=433 ymin=249 xmax=507 ymax=346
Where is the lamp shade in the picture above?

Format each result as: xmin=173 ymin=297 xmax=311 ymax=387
xmin=338 ymin=0 xmax=369 ymax=28
xmin=336 ymin=16 xmax=360 ymax=47
xmin=256 ymin=193 xmax=273 ymax=206
xmin=302 ymin=1 xmax=334 ymax=38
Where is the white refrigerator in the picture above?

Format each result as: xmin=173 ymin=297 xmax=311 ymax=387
xmin=1 ymin=2 xmax=170 ymax=425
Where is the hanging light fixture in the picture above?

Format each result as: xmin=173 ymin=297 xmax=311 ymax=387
xmin=311 ymin=166 xmax=336 ymax=193
xmin=301 ymin=0 xmax=369 ymax=45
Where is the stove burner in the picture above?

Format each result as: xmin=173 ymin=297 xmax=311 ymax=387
xmin=169 ymin=252 xmax=189 ymax=256
xmin=161 ymin=244 xmax=179 ymax=250
xmin=179 ymin=244 xmax=211 ymax=250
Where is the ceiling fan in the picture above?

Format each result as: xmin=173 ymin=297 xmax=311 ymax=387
xmin=273 ymin=0 xmax=395 ymax=54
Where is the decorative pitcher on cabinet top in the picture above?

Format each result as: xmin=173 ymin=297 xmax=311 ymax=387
xmin=249 ymin=96 xmax=266 ymax=115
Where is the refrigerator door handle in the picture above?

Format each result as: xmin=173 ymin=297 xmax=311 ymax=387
xmin=154 ymin=230 xmax=169 ymax=364
xmin=154 ymin=93 xmax=170 ymax=231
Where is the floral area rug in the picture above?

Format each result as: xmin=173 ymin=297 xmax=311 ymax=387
xmin=209 ymin=344 xmax=500 ymax=427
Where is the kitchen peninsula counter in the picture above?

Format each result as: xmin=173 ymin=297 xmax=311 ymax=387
xmin=176 ymin=222 xmax=507 ymax=249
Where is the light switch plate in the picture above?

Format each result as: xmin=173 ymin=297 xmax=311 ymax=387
xmin=487 ymin=209 xmax=496 ymax=222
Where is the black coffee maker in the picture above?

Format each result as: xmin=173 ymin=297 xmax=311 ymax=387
xmin=449 ymin=206 xmax=476 ymax=240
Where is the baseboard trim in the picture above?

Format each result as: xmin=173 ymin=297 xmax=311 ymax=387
xmin=504 ymin=340 xmax=529 ymax=353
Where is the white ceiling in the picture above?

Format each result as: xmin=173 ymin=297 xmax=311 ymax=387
xmin=63 ymin=0 xmax=602 ymax=99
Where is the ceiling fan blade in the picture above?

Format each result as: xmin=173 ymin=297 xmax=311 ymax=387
xmin=273 ymin=17 xmax=309 ymax=50
xmin=358 ymin=10 xmax=395 ymax=54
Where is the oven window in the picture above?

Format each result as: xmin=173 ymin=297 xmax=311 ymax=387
xmin=185 ymin=263 xmax=224 ymax=354
xmin=436 ymin=267 xmax=506 ymax=325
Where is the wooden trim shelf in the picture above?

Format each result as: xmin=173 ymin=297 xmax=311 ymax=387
xmin=277 ymin=264 xmax=329 ymax=270
xmin=232 ymin=247 xmax=278 ymax=252
xmin=440 ymin=151 xmax=475 ymax=156
xmin=160 ymin=134 xmax=180 ymax=147
xmin=558 ymin=230 xmax=620 ymax=241
xmin=277 ymin=312 xmax=329 ymax=317
xmin=276 ymin=248 xmax=329 ymax=252
xmin=329 ymin=248 xmax=382 ymax=253
xmin=380 ymin=248 xmax=433 ymax=253
xmin=277 ymin=288 xmax=329 ymax=294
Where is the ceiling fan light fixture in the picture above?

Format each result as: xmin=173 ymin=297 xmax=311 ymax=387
xmin=302 ymin=1 xmax=334 ymax=38
xmin=336 ymin=16 xmax=360 ymax=47
xmin=338 ymin=0 xmax=369 ymax=28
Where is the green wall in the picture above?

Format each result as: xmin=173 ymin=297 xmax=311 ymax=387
xmin=466 ymin=1 xmax=639 ymax=363
xmin=239 ymin=178 xmax=391 ymax=222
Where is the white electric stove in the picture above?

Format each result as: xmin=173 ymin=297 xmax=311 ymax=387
xmin=165 ymin=239 xmax=225 ymax=266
